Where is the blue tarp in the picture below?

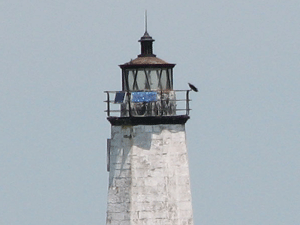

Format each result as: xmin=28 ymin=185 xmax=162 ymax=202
xmin=131 ymin=92 xmax=157 ymax=103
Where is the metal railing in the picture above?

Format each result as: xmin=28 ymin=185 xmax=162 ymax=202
xmin=104 ymin=90 xmax=191 ymax=117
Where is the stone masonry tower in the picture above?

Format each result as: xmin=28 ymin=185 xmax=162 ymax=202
xmin=105 ymin=28 xmax=194 ymax=225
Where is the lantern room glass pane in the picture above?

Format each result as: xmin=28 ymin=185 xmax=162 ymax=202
xmin=160 ymin=69 xmax=168 ymax=89
xmin=127 ymin=70 xmax=135 ymax=91
xmin=136 ymin=70 xmax=148 ymax=90
xmin=168 ymin=68 xmax=173 ymax=89
xmin=148 ymin=69 xmax=159 ymax=90
xmin=144 ymin=70 xmax=150 ymax=90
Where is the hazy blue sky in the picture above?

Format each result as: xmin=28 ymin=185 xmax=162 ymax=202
xmin=1 ymin=1 xmax=300 ymax=224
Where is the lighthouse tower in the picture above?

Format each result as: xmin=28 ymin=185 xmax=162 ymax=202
xmin=105 ymin=28 xmax=194 ymax=225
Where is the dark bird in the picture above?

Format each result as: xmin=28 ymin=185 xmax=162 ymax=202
xmin=188 ymin=83 xmax=198 ymax=92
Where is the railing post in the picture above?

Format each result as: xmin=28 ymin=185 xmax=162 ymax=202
xmin=160 ymin=90 xmax=163 ymax=116
xmin=106 ymin=92 xmax=110 ymax=117
xmin=186 ymin=90 xmax=190 ymax=116
xmin=127 ymin=92 xmax=132 ymax=117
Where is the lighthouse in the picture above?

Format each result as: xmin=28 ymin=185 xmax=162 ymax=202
xmin=105 ymin=27 xmax=194 ymax=225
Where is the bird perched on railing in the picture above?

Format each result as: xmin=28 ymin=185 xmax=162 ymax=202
xmin=188 ymin=83 xmax=198 ymax=92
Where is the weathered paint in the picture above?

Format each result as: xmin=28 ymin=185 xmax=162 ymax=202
xmin=106 ymin=124 xmax=194 ymax=225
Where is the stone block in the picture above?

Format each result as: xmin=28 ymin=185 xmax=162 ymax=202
xmin=152 ymin=125 xmax=161 ymax=133
xmin=144 ymin=125 xmax=153 ymax=132
xmin=133 ymin=125 xmax=144 ymax=134
xmin=178 ymin=218 xmax=194 ymax=225
xmin=110 ymin=177 xmax=131 ymax=187
xmin=143 ymin=176 xmax=165 ymax=187
xmin=107 ymin=202 xmax=130 ymax=213
xmin=177 ymin=176 xmax=191 ymax=186
xmin=131 ymin=218 xmax=148 ymax=225
xmin=119 ymin=221 xmax=130 ymax=225
xmin=177 ymin=201 xmax=193 ymax=211
xmin=106 ymin=212 xmax=125 ymax=221
xmin=110 ymin=147 xmax=123 ymax=156
xmin=111 ymin=126 xmax=121 ymax=134
xmin=107 ymin=188 xmax=131 ymax=204
xmin=110 ymin=162 xmax=131 ymax=170
xmin=121 ymin=126 xmax=132 ymax=136
xmin=110 ymin=138 xmax=122 ymax=149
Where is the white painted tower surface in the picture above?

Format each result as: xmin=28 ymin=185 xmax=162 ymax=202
xmin=105 ymin=28 xmax=194 ymax=225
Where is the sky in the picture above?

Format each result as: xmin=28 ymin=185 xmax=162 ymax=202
xmin=1 ymin=1 xmax=300 ymax=224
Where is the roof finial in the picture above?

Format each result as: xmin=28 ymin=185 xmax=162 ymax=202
xmin=138 ymin=10 xmax=155 ymax=57
xmin=145 ymin=10 xmax=148 ymax=33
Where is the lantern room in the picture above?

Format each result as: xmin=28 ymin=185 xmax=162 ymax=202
xmin=105 ymin=29 xmax=192 ymax=124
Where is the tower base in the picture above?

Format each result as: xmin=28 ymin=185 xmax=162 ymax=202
xmin=106 ymin=123 xmax=194 ymax=225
